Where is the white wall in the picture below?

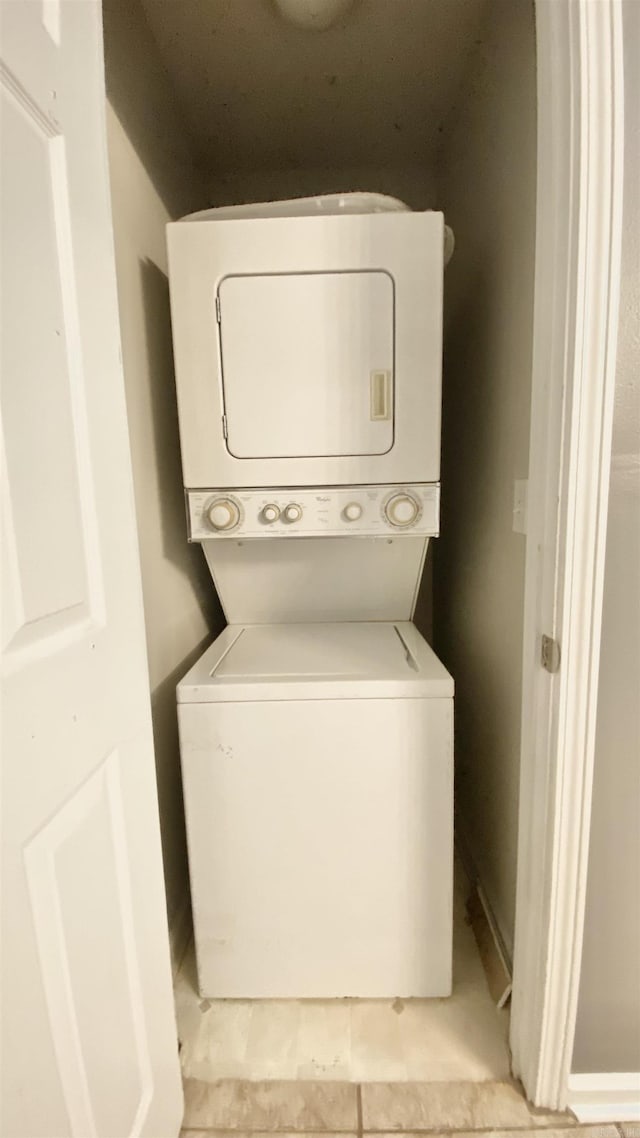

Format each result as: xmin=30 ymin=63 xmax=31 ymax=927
xmin=572 ymin=0 xmax=640 ymax=1075
xmin=433 ymin=0 xmax=537 ymax=957
xmin=102 ymin=0 xmax=223 ymax=958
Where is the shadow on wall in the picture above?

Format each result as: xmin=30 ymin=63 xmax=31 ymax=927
xmin=102 ymin=0 xmax=208 ymax=218
xmin=148 ymin=641 xmax=214 ymax=939
xmin=139 ymin=256 xmax=224 ymax=632
xmin=137 ymin=257 xmax=224 ymax=926
xmin=413 ymin=541 xmax=434 ymax=645
xmin=434 ymin=252 xmax=529 ymax=954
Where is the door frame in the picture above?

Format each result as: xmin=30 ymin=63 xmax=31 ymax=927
xmin=510 ymin=0 xmax=624 ymax=1109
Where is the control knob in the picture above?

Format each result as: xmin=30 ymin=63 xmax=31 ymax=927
xmin=283 ymin=503 xmax=303 ymax=523
xmin=261 ymin=504 xmax=280 ymax=523
xmin=384 ymin=492 xmax=420 ymax=528
xmin=206 ymin=497 xmax=241 ymax=532
xmin=343 ymin=502 xmax=363 ymax=522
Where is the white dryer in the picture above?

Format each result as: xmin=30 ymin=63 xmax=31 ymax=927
xmin=167 ymin=193 xmax=445 ymax=489
xmin=178 ymin=622 xmax=453 ymax=998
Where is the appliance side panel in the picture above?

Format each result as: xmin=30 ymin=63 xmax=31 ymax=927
xmin=202 ymin=536 xmax=429 ymax=623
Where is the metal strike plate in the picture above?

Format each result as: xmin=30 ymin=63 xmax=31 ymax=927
xmin=541 ymin=634 xmax=561 ymax=674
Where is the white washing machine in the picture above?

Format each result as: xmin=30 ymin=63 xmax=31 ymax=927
xmin=178 ymin=622 xmax=453 ymax=998
xmin=167 ymin=193 xmax=454 ymax=998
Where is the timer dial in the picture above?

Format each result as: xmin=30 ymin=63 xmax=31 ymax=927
xmin=206 ymin=497 xmax=241 ymax=531
xmin=384 ymin=492 xmax=420 ymax=528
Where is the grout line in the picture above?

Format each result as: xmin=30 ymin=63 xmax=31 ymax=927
xmin=180 ymin=1126 xmax=596 ymax=1135
xmin=356 ymin=1082 xmax=363 ymax=1138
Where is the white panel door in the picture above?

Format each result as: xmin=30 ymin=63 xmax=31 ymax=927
xmin=0 ymin=3 xmax=182 ymax=1137
xmin=219 ymin=271 xmax=394 ymax=458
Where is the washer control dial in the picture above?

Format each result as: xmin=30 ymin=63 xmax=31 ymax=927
xmin=261 ymin=504 xmax=280 ymax=523
xmin=343 ymin=502 xmax=363 ymax=522
xmin=206 ymin=497 xmax=241 ymax=531
xmin=283 ymin=503 xmax=303 ymax=523
xmin=384 ymin=492 xmax=420 ymax=528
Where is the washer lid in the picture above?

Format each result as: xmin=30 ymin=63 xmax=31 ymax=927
xmin=177 ymin=622 xmax=454 ymax=702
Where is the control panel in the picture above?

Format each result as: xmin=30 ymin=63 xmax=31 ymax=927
xmin=186 ymin=485 xmax=440 ymax=540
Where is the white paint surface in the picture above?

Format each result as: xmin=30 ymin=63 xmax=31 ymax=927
xmin=572 ymin=0 xmax=640 ymax=1078
xmin=568 ymin=1073 xmax=640 ymax=1124
xmin=178 ymin=623 xmax=453 ymax=998
xmin=102 ymin=0 xmax=224 ymax=953
xmin=167 ymin=207 xmax=444 ymax=489
xmin=512 ymin=479 xmax=528 ymax=535
xmin=432 ymin=0 xmax=537 ymax=958
xmin=0 ymin=2 xmax=181 ymax=1134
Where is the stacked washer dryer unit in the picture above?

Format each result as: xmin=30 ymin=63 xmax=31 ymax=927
xmin=167 ymin=193 xmax=455 ymax=1000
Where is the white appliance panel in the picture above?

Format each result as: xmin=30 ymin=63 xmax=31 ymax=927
xmin=179 ymin=690 xmax=453 ymax=998
xmin=203 ymin=536 xmax=428 ymax=624
xmin=167 ymin=210 xmax=443 ymax=488
xmin=219 ymin=272 xmax=394 ymax=459
xmin=189 ymin=485 xmax=437 ymax=623
xmin=186 ymin=484 xmax=440 ymax=540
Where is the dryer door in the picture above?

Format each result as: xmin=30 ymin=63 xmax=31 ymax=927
xmin=219 ymin=271 xmax=394 ymax=460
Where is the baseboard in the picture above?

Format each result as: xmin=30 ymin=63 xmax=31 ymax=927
xmin=169 ymin=894 xmax=192 ymax=980
xmin=467 ymin=883 xmax=512 ymax=1008
xmin=567 ymin=1072 xmax=640 ymax=1122
xmin=454 ymin=825 xmax=513 ymax=1007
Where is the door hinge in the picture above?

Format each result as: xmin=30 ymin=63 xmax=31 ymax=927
xmin=541 ymin=634 xmax=561 ymax=674
xmin=215 ymin=295 xmax=221 ymax=323
xmin=222 ymin=414 xmax=228 ymax=439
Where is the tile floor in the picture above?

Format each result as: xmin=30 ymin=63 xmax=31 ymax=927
xmin=179 ymin=1076 xmax=637 ymax=1135
xmin=174 ymin=864 xmax=511 ymax=1084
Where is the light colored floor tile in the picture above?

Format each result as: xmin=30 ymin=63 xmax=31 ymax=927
xmin=396 ymin=994 xmax=510 ymax=1082
xmin=182 ymin=1078 xmax=358 ymax=1130
xmin=361 ymin=1080 xmax=575 ymax=1131
xmin=186 ymin=1000 xmax=254 ymax=1081
xmin=296 ymin=1000 xmax=352 ymax=1080
xmin=364 ymin=1131 xmax=615 ymax=1138
xmin=350 ymin=1001 xmax=408 ymax=1081
xmin=244 ymin=1001 xmax=302 ymax=1079
xmin=176 ymin=943 xmax=255 ymax=1080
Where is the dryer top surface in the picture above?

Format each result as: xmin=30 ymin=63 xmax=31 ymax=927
xmin=180 ymin=192 xmax=410 ymax=222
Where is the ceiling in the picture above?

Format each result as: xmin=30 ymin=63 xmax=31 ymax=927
xmin=140 ymin=0 xmax=488 ymax=177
